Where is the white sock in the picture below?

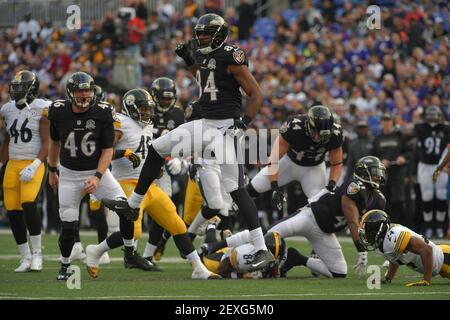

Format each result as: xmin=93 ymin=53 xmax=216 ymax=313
xmin=128 ymin=192 xmax=145 ymax=209
xmin=143 ymin=243 xmax=157 ymax=258
xmin=97 ymin=239 xmax=111 ymax=255
xmin=61 ymin=256 xmax=70 ymax=264
xmin=134 ymin=240 xmax=139 ymax=251
xmin=30 ymin=235 xmax=42 ymax=254
xmin=123 ymin=238 xmax=134 ymax=248
xmin=186 ymin=250 xmax=208 ymax=273
xmin=226 ymin=230 xmax=250 ymax=248
xmin=18 ymin=242 xmax=31 ymax=258
xmin=73 ymin=241 xmax=82 ymax=248
xmin=187 ymin=212 xmax=207 ymax=234
xmin=306 ymin=258 xmax=333 ymax=278
xmin=250 ymin=227 xmax=267 ymax=251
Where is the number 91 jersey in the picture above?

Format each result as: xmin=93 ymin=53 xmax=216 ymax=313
xmin=48 ymin=100 xmax=119 ymax=171
xmin=0 ymin=98 xmax=50 ymax=160
xmin=112 ymin=113 xmax=153 ymax=180
xmin=414 ymin=122 xmax=450 ymax=164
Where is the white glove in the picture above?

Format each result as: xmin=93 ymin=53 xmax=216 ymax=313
xmin=166 ymin=158 xmax=183 ymax=175
xmin=354 ymin=252 xmax=368 ymax=277
xmin=19 ymin=159 xmax=42 ymax=182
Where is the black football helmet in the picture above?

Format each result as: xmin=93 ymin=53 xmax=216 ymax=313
xmin=353 ymin=156 xmax=386 ymax=189
xmin=122 ymin=88 xmax=155 ymax=127
xmin=359 ymin=209 xmax=390 ymax=251
xmin=66 ymin=72 xmax=96 ymax=108
xmin=150 ymin=77 xmax=177 ymax=115
xmin=194 ymin=13 xmax=229 ymax=54
xmin=264 ymin=232 xmax=286 ymax=263
xmin=424 ymin=105 xmax=444 ymax=127
xmin=94 ymin=85 xmax=105 ymax=101
xmin=305 ymin=105 xmax=334 ymax=144
xmin=9 ymin=70 xmax=40 ymax=106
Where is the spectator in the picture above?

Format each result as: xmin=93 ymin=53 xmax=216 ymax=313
xmin=127 ymin=10 xmax=146 ymax=86
xmin=17 ymin=12 xmax=40 ymax=42
xmin=236 ymin=0 xmax=255 ymax=41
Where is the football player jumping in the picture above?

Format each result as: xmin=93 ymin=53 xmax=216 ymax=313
xmin=359 ymin=209 xmax=450 ymax=286
xmin=47 ymin=72 xmax=146 ymax=280
xmin=103 ymin=13 xmax=275 ymax=271
xmin=88 ymin=88 xmax=220 ymax=279
xmin=0 ymin=71 xmax=50 ymax=272
xmin=273 ymin=156 xmax=386 ymax=279
xmin=247 ymin=105 xmax=344 ymax=211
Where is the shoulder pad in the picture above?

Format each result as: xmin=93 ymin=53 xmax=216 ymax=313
xmin=223 ymin=44 xmax=248 ymax=65
xmin=346 ymin=181 xmax=361 ymax=195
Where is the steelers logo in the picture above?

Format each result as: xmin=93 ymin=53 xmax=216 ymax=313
xmin=125 ymin=94 xmax=135 ymax=105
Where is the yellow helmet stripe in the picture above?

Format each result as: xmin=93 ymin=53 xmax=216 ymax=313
xmin=274 ymin=232 xmax=279 ymax=258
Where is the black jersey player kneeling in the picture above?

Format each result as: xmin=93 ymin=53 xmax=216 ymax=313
xmin=48 ymin=72 xmax=152 ymax=280
xmin=269 ymin=156 xmax=387 ymax=279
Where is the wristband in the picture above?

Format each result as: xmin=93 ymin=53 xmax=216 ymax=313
xmin=48 ymin=165 xmax=58 ymax=173
xmin=242 ymin=115 xmax=252 ymax=127
xmin=94 ymin=171 xmax=103 ymax=180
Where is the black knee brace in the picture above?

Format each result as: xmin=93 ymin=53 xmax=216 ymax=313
xmin=201 ymin=206 xmax=221 ymax=220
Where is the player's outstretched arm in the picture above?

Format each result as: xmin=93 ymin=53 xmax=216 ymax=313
xmin=404 ymin=236 xmax=433 ymax=285
xmin=229 ymin=64 xmax=263 ymax=120
xmin=383 ymin=262 xmax=399 ymax=283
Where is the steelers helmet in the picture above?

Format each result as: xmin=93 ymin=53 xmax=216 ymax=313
xmin=9 ymin=70 xmax=40 ymax=106
xmin=150 ymin=77 xmax=177 ymax=115
xmin=122 ymin=88 xmax=155 ymax=127
xmin=66 ymin=72 xmax=96 ymax=108
xmin=305 ymin=105 xmax=334 ymax=144
xmin=353 ymin=156 xmax=386 ymax=189
xmin=359 ymin=209 xmax=390 ymax=251
xmin=264 ymin=232 xmax=286 ymax=262
xmin=194 ymin=13 xmax=229 ymax=54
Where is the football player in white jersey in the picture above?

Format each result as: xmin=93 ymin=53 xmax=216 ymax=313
xmin=88 ymin=88 xmax=220 ymax=279
xmin=0 ymin=71 xmax=50 ymax=272
xmin=199 ymin=231 xmax=285 ymax=279
xmin=359 ymin=209 xmax=450 ymax=286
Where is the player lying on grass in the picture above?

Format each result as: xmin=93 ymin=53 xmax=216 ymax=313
xmin=198 ymin=230 xmax=286 ymax=279
xmin=359 ymin=209 xmax=450 ymax=286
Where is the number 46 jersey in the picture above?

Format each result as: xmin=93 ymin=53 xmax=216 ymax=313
xmin=48 ymin=100 xmax=119 ymax=171
xmin=0 ymin=98 xmax=50 ymax=160
xmin=112 ymin=113 xmax=153 ymax=180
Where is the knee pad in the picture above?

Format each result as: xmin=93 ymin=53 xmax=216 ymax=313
xmin=421 ymin=189 xmax=434 ymax=202
xmin=205 ymin=195 xmax=224 ymax=211
xmin=202 ymin=206 xmax=221 ymax=220
xmin=246 ymin=183 xmax=259 ymax=198
xmin=60 ymin=221 xmax=78 ymax=238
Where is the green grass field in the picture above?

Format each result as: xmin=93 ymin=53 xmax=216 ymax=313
xmin=0 ymin=232 xmax=449 ymax=300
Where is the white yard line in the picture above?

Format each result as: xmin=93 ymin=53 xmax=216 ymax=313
xmin=0 ymin=291 xmax=450 ymax=300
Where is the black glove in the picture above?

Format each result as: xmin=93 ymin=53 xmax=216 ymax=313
xmin=124 ymin=149 xmax=141 ymax=169
xmin=271 ymin=181 xmax=285 ymax=211
xmin=189 ymin=163 xmax=201 ymax=180
xmin=326 ymin=180 xmax=337 ymax=193
xmin=225 ymin=115 xmax=252 ymax=137
xmin=175 ymin=42 xmax=195 ymax=66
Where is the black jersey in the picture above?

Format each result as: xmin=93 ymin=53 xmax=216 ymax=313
xmin=280 ymin=115 xmax=343 ymax=166
xmin=48 ymin=100 xmax=119 ymax=171
xmin=193 ymin=43 xmax=248 ymax=120
xmin=152 ymin=106 xmax=185 ymax=139
xmin=414 ymin=122 xmax=450 ymax=164
xmin=184 ymin=102 xmax=202 ymax=122
xmin=311 ymin=179 xmax=386 ymax=233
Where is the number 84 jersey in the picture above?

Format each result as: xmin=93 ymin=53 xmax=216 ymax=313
xmin=112 ymin=113 xmax=153 ymax=180
xmin=0 ymin=98 xmax=51 ymax=160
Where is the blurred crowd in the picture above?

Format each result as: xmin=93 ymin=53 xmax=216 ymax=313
xmin=0 ymin=0 xmax=449 ymax=233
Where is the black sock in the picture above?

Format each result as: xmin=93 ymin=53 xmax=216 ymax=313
xmin=173 ymin=234 xmax=195 ymax=257
xmin=149 ymin=223 xmax=165 ymax=246
xmin=204 ymin=227 xmax=217 ymax=243
xmin=74 ymin=226 xmax=80 ymax=243
xmin=217 ymin=215 xmax=232 ymax=231
xmin=246 ymin=183 xmax=260 ymax=198
xmin=119 ymin=216 xmax=134 ymax=241
xmin=201 ymin=206 xmax=221 ymax=220
xmin=285 ymin=247 xmax=308 ymax=268
xmin=209 ymin=240 xmax=227 ymax=252
xmin=7 ymin=211 xmax=27 ymax=245
xmin=106 ymin=231 xmax=124 ymax=249
xmin=231 ymin=188 xmax=260 ymax=230
xmin=59 ymin=222 xmax=78 ymax=258
xmin=188 ymin=232 xmax=197 ymax=242
xmin=22 ymin=202 xmax=41 ymax=236
xmin=134 ymin=145 xmax=165 ymax=195
xmin=163 ymin=230 xmax=172 ymax=241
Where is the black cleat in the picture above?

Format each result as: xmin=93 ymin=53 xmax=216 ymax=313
xmin=124 ymin=250 xmax=154 ymax=271
xmin=280 ymin=247 xmax=302 ymax=277
xmin=56 ymin=265 xmax=73 ymax=281
xmin=154 ymin=237 xmax=168 ymax=261
xmin=248 ymin=249 xmax=275 ymax=272
xmin=144 ymin=256 xmax=163 ymax=272
xmin=102 ymin=198 xmax=139 ymax=222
